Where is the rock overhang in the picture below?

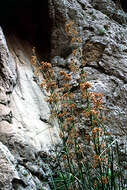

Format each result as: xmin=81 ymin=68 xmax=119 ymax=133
xmin=0 ymin=0 xmax=52 ymax=60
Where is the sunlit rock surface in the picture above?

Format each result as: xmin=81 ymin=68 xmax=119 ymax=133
xmin=0 ymin=27 xmax=59 ymax=190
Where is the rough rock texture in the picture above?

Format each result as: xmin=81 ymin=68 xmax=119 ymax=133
xmin=0 ymin=0 xmax=127 ymax=189
xmin=0 ymin=28 xmax=59 ymax=190
xmin=51 ymin=0 xmax=127 ymax=145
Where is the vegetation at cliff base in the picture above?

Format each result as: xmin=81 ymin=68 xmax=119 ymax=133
xmin=31 ymin=21 xmax=127 ymax=190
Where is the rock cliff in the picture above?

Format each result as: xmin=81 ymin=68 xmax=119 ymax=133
xmin=0 ymin=0 xmax=126 ymax=189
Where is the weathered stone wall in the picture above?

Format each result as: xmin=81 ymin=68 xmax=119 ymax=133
xmin=0 ymin=28 xmax=59 ymax=190
xmin=50 ymin=0 xmax=127 ymax=144
xmin=0 ymin=0 xmax=126 ymax=189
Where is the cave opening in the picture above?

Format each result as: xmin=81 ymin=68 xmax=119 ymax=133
xmin=0 ymin=0 xmax=52 ymax=61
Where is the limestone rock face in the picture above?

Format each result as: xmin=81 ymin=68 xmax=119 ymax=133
xmin=0 ymin=28 xmax=58 ymax=190
xmin=51 ymin=0 xmax=127 ymax=144
xmin=0 ymin=0 xmax=127 ymax=189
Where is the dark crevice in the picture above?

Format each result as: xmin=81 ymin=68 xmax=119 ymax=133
xmin=39 ymin=116 xmax=53 ymax=126
xmin=0 ymin=0 xmax=52 ymax=61
xmin=77 ymin=0 xmax=87 ymax=10
xmin=112 ymin=0 xmax=127 ymax=12
xmin=0 ymin=54 xmax=7 ymax=81
xmin=12 ymin=178 xmax=27 ymax=189
xmin=85 ymin=63 xmax=127 ymax=84
xmin=17 ymin=160 xmax=46 ymax=182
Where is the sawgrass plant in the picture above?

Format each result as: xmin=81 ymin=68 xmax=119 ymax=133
xmin=31 ymin=21 xmax=127 ymax=190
